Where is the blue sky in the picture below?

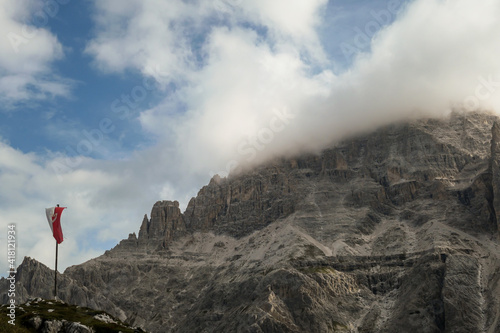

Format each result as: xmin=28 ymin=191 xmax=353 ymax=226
xmin=3 ymin=1 xmax=152 ymax=156
xmin=1 ymin=0 xmax=499 ymax=275
xmin=2 ymin=0 xmax=405 ymax=157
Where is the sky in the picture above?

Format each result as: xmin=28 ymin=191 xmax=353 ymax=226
xmin=1 ymin=0 xmax=500 ymax=276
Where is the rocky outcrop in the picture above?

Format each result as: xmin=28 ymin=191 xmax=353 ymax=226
xmin=3 ymin=111 xmax=500 ymax=332
xmin=2 ymin=257 xmax=62 ymax=304
xmin=0 ymin=298 xmax=145 ymax=332
xmin=41 ymin=320 xmax=94 ymax=333
xmin=491 ymin=121 xmax=500 ymax=231
xmin=138 ymin=200 xmax=186 ymax=247
xmin=183 ymin=171 xmax=297 ymax=237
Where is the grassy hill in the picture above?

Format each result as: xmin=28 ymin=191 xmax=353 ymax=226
xmin=0 ymin=298 xmax=146 ymax=333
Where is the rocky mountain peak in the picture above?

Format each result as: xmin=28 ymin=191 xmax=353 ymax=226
xmin=126 ymin=111 xmax=500 ymax=250
xmin=4 ymin=111 xmax=500 ymax=332
xmin=1 ymin=257 xmax=55 ymax=304
xmin=138 ymin=200 xmax=186 ymax=247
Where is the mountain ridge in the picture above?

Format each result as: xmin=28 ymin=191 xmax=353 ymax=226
xmin=3 ymin=111 xmax=500 ymax=332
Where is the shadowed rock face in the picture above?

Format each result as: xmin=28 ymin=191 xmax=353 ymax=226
xmin=491 ymin=121 xmax=500 ymax=228
xmin=138 ymin=200 xmax=187 ymax=248
xmin=3 ymin=111 xmax=500 ymax=333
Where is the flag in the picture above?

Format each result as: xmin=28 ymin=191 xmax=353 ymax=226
xmin=45 ymin=206 xmax=66 ymax=244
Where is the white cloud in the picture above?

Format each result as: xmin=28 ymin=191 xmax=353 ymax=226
xmin=237 ymin=0 xmax=329 ymax=62
xmin=0 ymin=138 xmax=197 ymax=275
xmin=88 ymin=0 xmax=500 ymax=187
xmin=0 ymin=0 xmax=71 ymax=107
xmin=164 ymin=27 xmax=333 ymax=174
xmin=87 ymin=0 xmax=331 ymax=174
xmin=306 ymin=0 xmax=500 ymax=143
xmin=4 ymin=0 xmax=500 ymax=276
xmin=173 ymin=0 xmax=500 ymax=174
xmin=85 ymin=0 xmax=203 ymax=83
xmin=86 ymin=0 xmax=329 ymax=80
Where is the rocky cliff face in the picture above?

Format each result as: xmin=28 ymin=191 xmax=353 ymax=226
xmin=138 ymin=200 xmax=187 ymax=248
xmin=3 ymin=111 xmax=500 ymax=333
xmin=490 ymin=121 xmax=500 ymax=228
xmin=183 ymin=171 xmax=297 ymax=237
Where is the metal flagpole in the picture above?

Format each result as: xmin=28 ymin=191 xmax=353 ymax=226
xmin=55 ymin=241 xmax=58 ymax=300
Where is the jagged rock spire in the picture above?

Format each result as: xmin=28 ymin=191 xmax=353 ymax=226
xmin=137 ymin=201 xmax=186 ymax=247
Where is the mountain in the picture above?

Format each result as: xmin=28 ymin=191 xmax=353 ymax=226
xmin=3 ymin=111 xmax=500 ymax=332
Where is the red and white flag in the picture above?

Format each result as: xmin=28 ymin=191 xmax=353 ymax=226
xmin=45 ymin=206 xmax=66 ymax=244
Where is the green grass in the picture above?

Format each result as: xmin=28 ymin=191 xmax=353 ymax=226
xmin=0 ymin=299 xmax=146 ymax=333
xmin=0 ymin=316 xmax=31 ymax=333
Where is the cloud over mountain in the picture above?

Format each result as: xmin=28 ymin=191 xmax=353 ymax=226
xmin=1 ymin=0 xmax=500 ymax=275
xmin=87 ymin=0 xmax=500 ymax=177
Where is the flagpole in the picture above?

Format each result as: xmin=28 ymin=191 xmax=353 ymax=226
xmin=46 ymin=204 xmax=65 ymax=301
xmin=54 ymin=241 xmax=58 ymax=300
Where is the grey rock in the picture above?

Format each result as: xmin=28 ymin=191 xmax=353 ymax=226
xmin=42 ymin=320 xmax=63 ymax=333
xmin=139 ymin=200 xmax=187 ymax=248
xmin=490 ymin=120 xmax=500 ymax=229
xmin=93 ymin=313 xmax=117 ymax=324
xmin=3 ymin=111 xmax=500 ymax=332
xmin=40 ymin=320 xmax=95 ymax=333
xmin=64 ymin=321 xmax=95 ymax=333
xmin=29 ymin=315 xmax=43 ymax=330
